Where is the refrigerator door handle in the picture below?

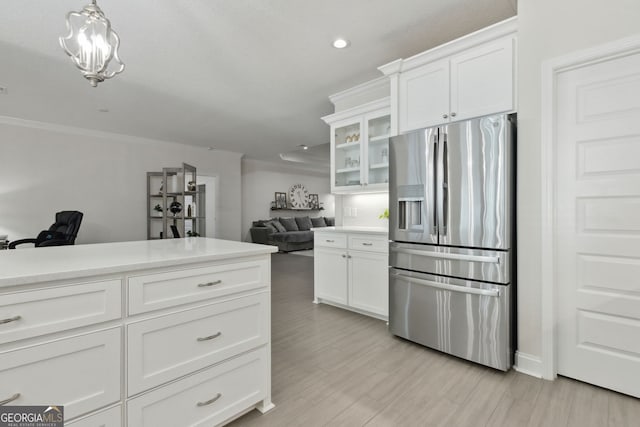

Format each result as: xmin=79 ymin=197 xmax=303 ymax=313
xmin=437 ymin=131 xmax=448 ymax=236
xmin=431 ymin=134 xmax=438 ymax=236
xmin=392 ymin=272 xmax=501 ymax=297
xmin=392 ymin=247 xmax=500 ymax=264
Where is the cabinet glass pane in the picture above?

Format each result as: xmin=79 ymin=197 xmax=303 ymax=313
xmin=367 ymin=115 xmax=390 ymax=185
xmin=334 ymin=122 xmax=361 ymax=187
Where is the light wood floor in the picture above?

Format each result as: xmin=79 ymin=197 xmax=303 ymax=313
xmin=230 ymin=253 xmax=640 ymax=427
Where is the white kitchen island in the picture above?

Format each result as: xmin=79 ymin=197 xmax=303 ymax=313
xmin=0 ymin=238 xmax=277 ymax=426
xmin=313 ymin=226 xmax=389 ymax=320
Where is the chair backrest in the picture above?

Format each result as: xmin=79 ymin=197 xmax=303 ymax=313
xmin=47 ymin=211 xmax=84 ymax=244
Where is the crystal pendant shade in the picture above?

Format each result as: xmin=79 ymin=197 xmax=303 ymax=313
xmin=60 ymin=0 xmax=124 ymax=87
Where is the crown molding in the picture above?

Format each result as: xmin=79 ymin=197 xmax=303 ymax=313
xmin=328 ymin=76 xmax=389 ymax=106
xmin=378 ymin=16 xmax=518 ymax=75
xmin=321 ymin=96 xmax=390 ymax=125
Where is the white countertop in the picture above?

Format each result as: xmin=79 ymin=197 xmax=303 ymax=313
xmin=312 ymin=226 xmax=389 ymax=236
xmin=0 ymin=238 xmax=277 ymax=288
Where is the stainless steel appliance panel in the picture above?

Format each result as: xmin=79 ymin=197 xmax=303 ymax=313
xmin=389 ymin=128 xmax=438 ymax=245
xmin=389 ymin=242 xmax=510 ymax=284
xmin=439 ymin=114 xmax=514 ymax=250
xmin=389 ymin=268 xmax=511 ymax=371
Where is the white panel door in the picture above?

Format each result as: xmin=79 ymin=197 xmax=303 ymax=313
xmin=348 ymin=250 xmax=388 ymax=317
xmin=450 ymin=36 xmax=514 ymax=121
xmin=398 ymin=59 xmax=449 ymax=133
xmin=556 ymin=51 xmax=640 ymax=398
xmin=314 ymin=247 xmax=348 ymax=305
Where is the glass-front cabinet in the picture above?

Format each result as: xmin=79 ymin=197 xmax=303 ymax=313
xmin=324 ymin=98 xmax=390 ymax=193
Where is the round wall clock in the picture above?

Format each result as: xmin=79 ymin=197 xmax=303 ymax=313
xmin=289 ymin=183 xmax=309 ymax=209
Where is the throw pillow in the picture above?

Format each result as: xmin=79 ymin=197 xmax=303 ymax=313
xmin=295 ymin=216 xmax=313 ymax=231
xmin=279 ymin=217 xmax=299 ymax=232
xmin=310 ymin=217 xmax=327 ymax=227
xmin=263 ymin=221 xmax=278 ymax=233
xmin=324 ymin=217 xmax=335 ymax=226
xmin=271 ymin=220 xmax=287 ymax=233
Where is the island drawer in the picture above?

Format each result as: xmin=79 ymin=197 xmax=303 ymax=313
xmin=66 ymin=405 xmax=122 ymax=427
xmin=128 ymin=259 xmax=269 ymax=314
xmin=127 ymin=347 xmax=266 ymax=427
xmin=0 ymin=279 xmax=122 ymax=345
xmin=314 ymin=233 xmax=347 ymax=249
xmin=127 ymin=292 xmax=268 ymax=395
xmin=0 ymin=328 xmax=121 ymax=420
xmin=348 ymin=235 xmax=389 ymax=253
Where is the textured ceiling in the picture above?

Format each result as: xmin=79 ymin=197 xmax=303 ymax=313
xmin=0 ymin=0 xmax=516 ymax=162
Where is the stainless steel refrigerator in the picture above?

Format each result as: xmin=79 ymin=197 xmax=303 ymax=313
xmin=388 ymin=113 xmax=516 ymax=371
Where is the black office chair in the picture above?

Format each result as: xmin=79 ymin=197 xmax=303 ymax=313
xmin=9 ymin=211 xmax=84 ymax=249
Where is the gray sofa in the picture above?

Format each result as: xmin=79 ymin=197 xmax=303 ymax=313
xmin=250 ymin=216 xmax=335 ymax=252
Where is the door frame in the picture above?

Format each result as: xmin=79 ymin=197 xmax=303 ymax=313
xmin=540 ymin=34 xmax=640 ymax=380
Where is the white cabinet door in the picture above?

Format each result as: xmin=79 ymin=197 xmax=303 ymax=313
xmin=332 ymin=118 xmax=364 ymax=193
xmin=348 ymin=250 xmax=388 ymax=317
xmin=556 ymin=51 xmax=640 ymax=398
xmin=0 ymin=328 xmax=121 ymax=420
xmin=314 ymin=247 xmax=348 ymax=305
xmin=450 ymin=37 xmax=514 ymax=121
xmin=399 ymin=58 xmax=449 ymax=133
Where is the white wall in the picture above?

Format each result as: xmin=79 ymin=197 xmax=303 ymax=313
xmin=336 ymin=193 xmax=389 ymax=228
xmin=0 ymin=118 xmax=243 ymax=244
xmin=517 ymin=0 xmax=640 ymax=360
xmin=241 ymin=159 xmax=334 ymax=241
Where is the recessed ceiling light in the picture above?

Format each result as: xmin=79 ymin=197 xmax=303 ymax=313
xmin=298 ymin=144 xmax=309 ymax=150
xmin=0 ymin=86 xmax=7 ymax=95
xmin=332 ymin=38 xmax=350 ymax=49
xmin=98 ymin=108 xmax=109 ymax=113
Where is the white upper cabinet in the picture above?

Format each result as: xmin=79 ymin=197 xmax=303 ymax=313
xmin=399 ymin=58 xmax=449 ymax=132
xmin=323 ymin=98 xmax=390 ymax=194
xmin=450 ymin=36 xmax=514 ymax=123
xmin=381 ymin=17 xmax=517 ymax=134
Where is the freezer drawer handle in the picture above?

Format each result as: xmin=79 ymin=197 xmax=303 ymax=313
xmin=394 ymin=273 xmax=501 ymax=297
xmin=394 ymin=248 xmax=500 ymax=264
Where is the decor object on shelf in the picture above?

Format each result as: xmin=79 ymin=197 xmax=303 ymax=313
xmin=187 ymin=180 xmax=197 ymax=191
xmin=153 ymin=204 xmax=163 ymax=213
xmin=169 ymin=201 xmax=183 ymax=216
xmin=378 ymin=208 xmax=389 ymax=219
xmin=274 ymin=192 xmax=287 ymax=209
xmin=308 ymin=194 xmax=320 ymax=209
xmin=0 ymin=235 xmax=9 ymax=250
xmin=59 ymin=0 xmax=125 ymax=87
xmin=288 ymin=183 xmax=309 ymax=209
xmin=9 ymin=211 xmax=83 ymax=249
xmin=186 ymin=230 xmax=200 ymax=237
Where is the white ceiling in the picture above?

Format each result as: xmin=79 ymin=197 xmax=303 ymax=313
xmin=0 ymin=0 xmax=516 ymax=163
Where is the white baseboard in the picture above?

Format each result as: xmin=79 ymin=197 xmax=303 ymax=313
xmin=514 ymin=351 xmax=543 ymax=378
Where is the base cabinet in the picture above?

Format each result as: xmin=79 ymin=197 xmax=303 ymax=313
xmin=349 ymin=250 xmax=389 ymax=317
xmin=0 ymin=251 xmax=272 ymax=427
xmin=127 ymin=348 xmax=266 ymax=427
xmin=314 ymin=231 xmax=388 ymax=319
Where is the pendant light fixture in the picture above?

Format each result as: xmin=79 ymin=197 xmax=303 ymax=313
xmin=59 ymin=0 xmax=124 ymax=87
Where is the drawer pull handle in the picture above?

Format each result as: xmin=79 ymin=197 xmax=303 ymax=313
xmin=197 ymin=332 xmax=222 ymax=342
xmin=198 ymin=280 xmax=222 ymax=288
xmin=0 ymin=393 xmax=20 ymax=406
xmin=362 ymin=243 xmax=373 ymax=246
xmin=197 ymin=393 xmax=222 ymax=407
xmin=325 ymin=239 xmax=334 ymax=242
xmin=0 ymin=315 xmax=21 ymax=325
